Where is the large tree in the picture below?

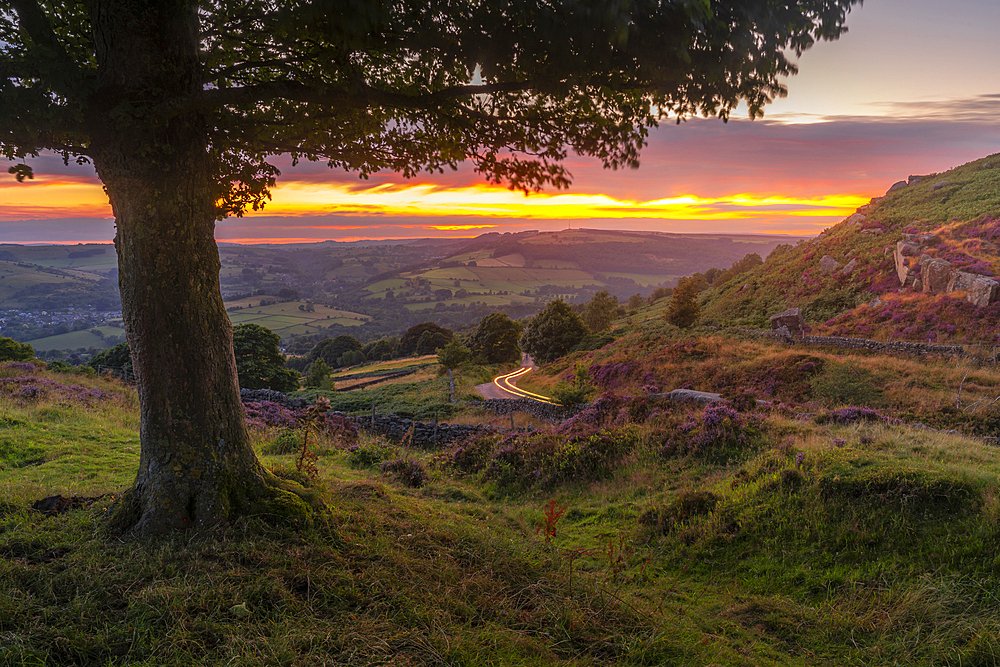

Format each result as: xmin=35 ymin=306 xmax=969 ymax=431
xmin=1 ymin=0 xmax=859 ymax=534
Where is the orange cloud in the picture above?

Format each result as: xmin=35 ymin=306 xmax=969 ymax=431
xmin=251 ymin=181 xmax=869 ymax=222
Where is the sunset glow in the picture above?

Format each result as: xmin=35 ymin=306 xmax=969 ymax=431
xmin=249 ymin=181 xmax=870 ymax=222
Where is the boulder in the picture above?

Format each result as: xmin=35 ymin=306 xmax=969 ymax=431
xmin=908 ymin=174 xmax=930 ymax=185
xmin=819 ymin=255 xmax=842 ymax=273
xmin=868 ymin=297 xmax=883 ymax=308
xmin=887 ymin=180 xmax=908 ymax=195
xmin=841 ymin=258 xmax=858 ymax=276
xmin=913 ymin=278 xmax=923 ymax=291
xmin=659 ymin=389 xmax=723 ymax=405
xmin=947 ymin=270 xmax=977 ymax=293
xmin=894 ymin=241 xmax=921 ymax=285
xmin=916 ymin=233 xmax=940 ymax=245
xmin=931 ymin=180 xmax=952 ymax=192
xmin=921 ymin=258 xmax=953 ymax=293
xmin=769 ymin=308 xmax=806 ymax=338
xmin=861 ymin=228 xmax=884 ymax=236
xmin=845 ymin=212 xmax=866 ymax=226
xmin=967 ymin=276 xmax=1000 ymax=307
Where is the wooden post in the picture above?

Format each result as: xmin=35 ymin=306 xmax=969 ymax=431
xmin=371 ymin=403 xmax=376 ymax=430
xmin=434 ymin=410 xmax=439 ymax=446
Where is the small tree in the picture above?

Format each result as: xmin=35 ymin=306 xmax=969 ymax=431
xmin=437 ymin=339 xmax=471 ymax=371
xmin=0 ymin=336 xmax=33 ymax=362
xmin=304 ymin=359 xmax=334 ymax=390
xmin=468 ymin=312 xmax=522 ymax=364
xmin=665 ymin=278 xmax=701 ymax=329
xmin=309 ymin=335 xmax=363 ymax=369
xmin=582 ymin=290 xmax=618 ymax=332
xmin=551 ymin=364 xmax=596 ymax=407
xmin=399 ymin=323 xmax=453 ymax=356
xmin=519 ymin=299 xmax=588 ymax=365
xmin=233 ymin=324 xmax=300 ymax=392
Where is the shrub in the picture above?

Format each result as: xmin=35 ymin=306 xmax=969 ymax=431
xmin=380 ymin=458 xmax=429 ymax=487
xmin=346 ymin=442 xmax=397 ymax=468
xmin=660 ymin=400 xmax=763 ymax=464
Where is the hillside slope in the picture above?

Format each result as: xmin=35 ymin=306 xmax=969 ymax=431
xmin=701 ymin=153 xmax=1000 ymax=342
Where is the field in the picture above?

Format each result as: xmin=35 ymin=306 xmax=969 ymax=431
xmin=225 ymin=300 xmax=369 ymax=338
xmin=22 ymin=326 xmax=127 ymax=352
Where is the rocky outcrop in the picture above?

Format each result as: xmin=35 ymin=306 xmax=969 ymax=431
xmin=845 ymin=212 xmax=866 ymax=226
xmin=931 ymin=180 xmax=952 ymax=191
xmin=947 ymin=270 xmax=977 ymax=293
xmin=921 ymin=257 xmax=952 ymax=293
xmin=948 ymin=271 xmax=1000 ymax=307
xmin=888 ymin=235 xmax=998 ymax=306
xmin=819 ymin=255 xmax=842 ymax=273
xmin=841 ymin=258 xmax=858 ymax=276
xmin=894 ymin=241 xmax=921 ymax=285
xmin=887 ymin=180 xmax=908 ymax=195
xmin=769 ymin=308 xmax=806 ymax=339
xmin=967 ymin=277 xmax=1000 ymax=307
xmin=654 ymin=389 xmax=722 ymax=405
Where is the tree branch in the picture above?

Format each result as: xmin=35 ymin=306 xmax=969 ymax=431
xmin=199 ymin=79 xmax=538 ymax=113
xmin=7 ymin=0 xmax=87 ymax=97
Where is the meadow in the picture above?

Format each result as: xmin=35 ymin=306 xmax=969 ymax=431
xmin=225 ymin=301 xmax=370 ymax=339
xmin=5 ymin=320 xmax=1000 ymax=665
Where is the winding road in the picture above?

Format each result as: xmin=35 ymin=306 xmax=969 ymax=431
xmin=474 ymin=354 xmax=560 ymax=405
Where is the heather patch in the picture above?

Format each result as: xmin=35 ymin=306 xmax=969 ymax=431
xmin=660 ymin=400 xmax=763 ymax=464
xmin=816 ymin=406 xmax=901 ymax=426
xmin=380 ymin=458 xmax=429 ymax=487
xmin=0 ymin=376 xmax=112 ymax=405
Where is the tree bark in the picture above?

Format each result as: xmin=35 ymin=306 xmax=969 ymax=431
xmin=88 ymin=0 xmax=296 ymax=535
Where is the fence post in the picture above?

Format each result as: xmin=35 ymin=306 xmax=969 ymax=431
xmin=434 ymin=410 xmax=439 ymax=446
xmin=371 ymin=403 xmax=376 ymax=430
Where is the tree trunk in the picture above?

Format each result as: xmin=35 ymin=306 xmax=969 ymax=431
xmin=88 ymin=0 xmax=300 ymax=535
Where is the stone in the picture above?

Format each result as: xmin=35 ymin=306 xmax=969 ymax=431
xmin=931 ymin=180 xmax=952 ymax=191
xmin=769 ymin=308 xmax=806 ymax=338
xmin=819 ymin=255 xmax=842 ymax=273
xmin=868 ymin=297 xmax=883 ymax=308
xmin=947 ymin=270 xmax=976 ymax=293
xmin=660 ymin=389 xmax=723 ymax=405
xmin=916 ymin=233 xmax=940 ymax=244
xmin=908 ymin=174 xmax=930 ymax=185
xmin=966 ymin=276 xmax=1000 ymax=307
xmin=861 ymin=228 xmax=884 ymax=236
xmin=894 ymin=241 xmax=921 ymax=285
xmin=841 ymin=258 xmax=858 ymax=276
xmin=912 ymin=278 xmax=923 ymax=291
xmin=921 ymin=258 xmax=953 ymax=293
xmin=887 ymin=180 xmax=908 ymax=194
xmin=845 ymin=212 xmax=866 ymax=226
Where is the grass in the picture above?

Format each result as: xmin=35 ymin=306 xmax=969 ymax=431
xmin=8 ymin=336 xmax=1000 ymax=665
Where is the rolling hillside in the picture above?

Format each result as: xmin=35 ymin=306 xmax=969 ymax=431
xmin=701 ymin=153 xmax=1000 ymax=343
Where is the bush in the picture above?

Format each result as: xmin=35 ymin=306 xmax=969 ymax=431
xmin=660 ymin=401 xmax=763 ymax=464
xmin=380 ymin=458 xmax=429 ymax=487
xmin=346 ymin=442 xmax=397 ymax=468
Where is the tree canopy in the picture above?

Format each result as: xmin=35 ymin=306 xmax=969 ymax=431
xmin=0 ymin=0 xmax=859 ymax=535
xmin=0 ymin=335 xmax=33 ymax=362
xmin=519 ymin=299 xmax=589 ymax=365
xmin=468 ymin=312 xmax=523 ymax=365
xmin=232 ymin=323 xmax=300 ymax=392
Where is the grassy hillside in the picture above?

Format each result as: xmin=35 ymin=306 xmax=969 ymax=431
xmin=364 ymin=229 xmax=800 ymax=314
xmin=7 ymin=319 xmax=1000 ymax=665
xmin=700 ymin=153 xmax=1000 ymax=342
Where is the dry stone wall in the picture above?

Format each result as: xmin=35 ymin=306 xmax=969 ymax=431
xmin=749 ymin=330 xmax=966 ymax=358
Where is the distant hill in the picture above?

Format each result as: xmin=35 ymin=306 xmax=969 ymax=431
xmin=361 ymin=228 xmax=800 ymax=310
xmin=701 ymin=153 xmax=1000 ymax=343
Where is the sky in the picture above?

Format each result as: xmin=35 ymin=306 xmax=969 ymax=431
xmin=3 ymin=0 xmax=1000 ymax=245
